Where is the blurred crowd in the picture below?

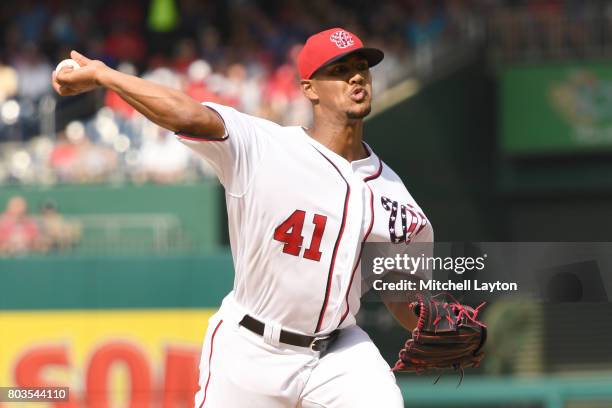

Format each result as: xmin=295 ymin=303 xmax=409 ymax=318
xmin=0 ymin=195 xmax=80 ymax=256
xmin=0 ymin=0 xmax=486 ymax=185
xmin=489 ymin=0 xmax=612 ymax=61
xmin=5 ymin=0 xmax=608 ymax=186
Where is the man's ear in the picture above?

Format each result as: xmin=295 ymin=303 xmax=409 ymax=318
xmin=301 ymin=80 xmax=318 ymax=103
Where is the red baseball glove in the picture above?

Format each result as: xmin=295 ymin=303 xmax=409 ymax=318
xmin=392 ymin=294 xmax=487 ymax=380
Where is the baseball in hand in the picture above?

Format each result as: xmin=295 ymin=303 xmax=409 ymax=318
xmin=55 ymin=58 xmax=80 ymax=72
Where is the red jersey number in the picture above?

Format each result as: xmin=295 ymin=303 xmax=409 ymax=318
xmin=274 ymin=210 xmax=327 ymax=261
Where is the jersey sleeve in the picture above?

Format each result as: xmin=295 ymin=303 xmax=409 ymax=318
xmin=410 ymin=218 xmax=434 ymax=281
xmin=176 ymin=102 xmax=268 ymax=196
xmin=413 ymin=222 xmax=434 ymax=243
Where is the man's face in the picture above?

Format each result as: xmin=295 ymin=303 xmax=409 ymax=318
xmin=306 ymin=55 xmax=373 ymax=120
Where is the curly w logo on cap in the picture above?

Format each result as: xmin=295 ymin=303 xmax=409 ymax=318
xmin=329 ymin=30 xmax=354 ymax=49
xmin=296 ymin=27 xmax=384 ymax=79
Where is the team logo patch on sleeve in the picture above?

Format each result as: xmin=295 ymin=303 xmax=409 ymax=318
xmin=381 ymin=196 xmax=428 ymax=244
xmin=329 ymin=30 xmax=354 ymax=49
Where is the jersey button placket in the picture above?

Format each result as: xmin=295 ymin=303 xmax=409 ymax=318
xmin=338 ymin=177 xmax=363 ymax=297
xmin=330 ymin=167 xmax=353 ymax=324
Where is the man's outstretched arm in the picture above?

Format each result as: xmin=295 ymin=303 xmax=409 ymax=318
xmin=52 ymin=50 xmax=225 ymax=138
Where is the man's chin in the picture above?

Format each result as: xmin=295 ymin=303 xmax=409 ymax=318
xmin=347 ymin=104 xmax=372 ymax=120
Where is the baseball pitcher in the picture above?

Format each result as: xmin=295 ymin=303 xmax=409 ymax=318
xmin=52 ymin=27 xmax=485 ymax=408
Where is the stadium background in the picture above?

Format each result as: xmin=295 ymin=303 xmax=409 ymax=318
xmin=1 ymin=0 xmax=612 ymax=406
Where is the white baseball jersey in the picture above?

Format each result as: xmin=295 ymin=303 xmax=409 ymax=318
xmin=179 ymin=102 xmax=433 ymax=336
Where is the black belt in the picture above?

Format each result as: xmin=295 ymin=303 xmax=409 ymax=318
xmin=239 ymin=314 xmax=339 ymax=352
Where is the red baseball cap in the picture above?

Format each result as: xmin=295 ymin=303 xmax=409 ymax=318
xmin=296 ymin=28 xmax=384 ymax=79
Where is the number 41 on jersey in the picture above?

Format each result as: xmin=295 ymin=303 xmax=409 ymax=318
xmin=273 ymin=210 xmax=327 ymax=262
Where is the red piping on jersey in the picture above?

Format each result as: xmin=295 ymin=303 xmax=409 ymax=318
xmin=177 ymin=133 xmax=229 ymax=142
xmin=199 ymin=319 xmax=223 ymax=408
xmin=339 ymin=156 xmax=383 ymax=326
xmin=363 ymin=156 xmax=383 ymax=182
xmin=313 ymin=148 xmax=350 ymax=334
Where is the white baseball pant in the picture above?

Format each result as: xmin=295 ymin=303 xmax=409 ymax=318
xmin=194 ymin=295 xmax=404 ymax=408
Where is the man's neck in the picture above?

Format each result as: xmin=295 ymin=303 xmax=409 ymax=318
xmin=307 ymin=119 xmax=368 ymax=162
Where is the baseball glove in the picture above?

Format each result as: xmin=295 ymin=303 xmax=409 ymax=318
xmin=392 ymin=294 xmax=487 ymax=380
